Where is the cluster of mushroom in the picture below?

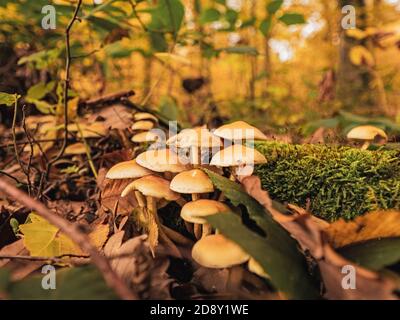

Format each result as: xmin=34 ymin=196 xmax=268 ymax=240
xmin=106 ymin=119 xmax=269 ymax=276
xmin=130 ymin=112 xmax=160 ymax=145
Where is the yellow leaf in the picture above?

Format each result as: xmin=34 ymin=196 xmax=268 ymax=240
xmin=349 ymin=45 xmax=375 ymax=67
xmin=20 ymin=213 xmax=109 ymax=257
xmin=67 ymin=97 xmax=80 ymax=121
xmin=325 ymin=211 xmax=400 ymax=248
xmin=154 ymin=52 xmax=191 ymax=66
xmin=346 ymin=29 xmax=367 ymax=40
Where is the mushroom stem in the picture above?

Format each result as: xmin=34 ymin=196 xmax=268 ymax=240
xmin=361 ymin=141 xmax=371 ymax=150
xmin=191 ymin=146 xmax=200 ymax=167
xmin=161 ymin=224 xmax=194 ymax=246
xmin=202 ymin=223 xmax=212 ymax=238
xmin=194 ymin=224 xmax=202 ymax=239
xmin=135 ymin=191 xmax=146 ymax=208
xmin=191 ymin=193 xmax=201 ymax=201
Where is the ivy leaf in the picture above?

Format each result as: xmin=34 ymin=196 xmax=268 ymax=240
xmin=267 ymin=0 xmax=284 ymax=14
xmin=0 ymin=92 xmax=19 ymax=107
xmin=338 ymin=238 xmax=400 ymax=271
xmin=200 ymin=8 xmax=221 ymax=25
xmin=279 ymin=13 xmax=306 ymax=26
xmin=204 ymin=170 xmax=320 ymax=300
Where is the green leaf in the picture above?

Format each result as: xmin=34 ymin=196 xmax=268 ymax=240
xmin=158 ymin=95 xmax=180 ymax=121
xmin=240 ymin=17 xmax=256 ymax=29
xmin=204 ymin=170 xmax=320 ymax=300
xmin=267 ymin=0 xmax=284 ymax=14
xmin=259 ymin=17 xmax=272 ymax=36
xmin=18 ymin=48 xmax=62 ymax=70
xmin=26 ymin=98 xmax=55 ymax=115
xmin=200 ymin=8 xmax=221 ymax=25
xmin=279 ymin=13 xmax=306 ymax=25
xmin=338 ymin=238 xmax=400 ymax=271
xmin=7 ymin=266 xmax=117 ymax=300
xmin=225 ymin=9 xmax=238 ymax=25
xmin=0 ymin=92 xmax=18 ymax=107
xmin=156 ymin=0 xmax=185 ymax=34
xmin=221 ymin=46 xmax=258 ymax=55
xmin=27 ymin=81 xmax=55 ymax=101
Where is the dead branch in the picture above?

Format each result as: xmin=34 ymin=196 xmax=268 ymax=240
xmin=0 ymin=178 xmax=137 ymax=300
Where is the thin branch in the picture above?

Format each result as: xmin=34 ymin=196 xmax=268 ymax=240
xmin=42 ymin=0 xmax=83 ymax=185
xmin=21 ymin=105 xmax=33 ymax=196
xmin=0 ymin=178 xmax=137 ymax=300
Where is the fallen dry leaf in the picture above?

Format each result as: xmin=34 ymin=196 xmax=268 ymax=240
xmin=240 ymin=175 xmax=399 ymax=300
xmin=104 ymin=231 xmax=172 ymax=299
xmin=325 ymin=210 xmax=400 ymax=248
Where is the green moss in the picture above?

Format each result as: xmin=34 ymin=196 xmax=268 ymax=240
xmin=254 ymin=141 xmax=400 ymax=221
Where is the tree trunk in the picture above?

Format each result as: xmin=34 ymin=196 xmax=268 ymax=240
xmin=336 ymin=0 xmax=378 ymax=113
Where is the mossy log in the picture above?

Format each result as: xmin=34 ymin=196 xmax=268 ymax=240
xmin=254 ymin=141 xmax=400 ymax=221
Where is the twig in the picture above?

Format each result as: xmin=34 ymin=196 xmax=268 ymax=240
xmin=42 ymin=0 xmax=83 ymax=185
xmin=11 ymin=96 xmax=29 ymax=189
xmin=0 ymin=178 xmax=137 ymax=300
xmin=82 ymin=89 xmax=135 ymax=109
xmin=0 ymin=171 xmax=27 ymax=186
xmin=21 ymin=105 xmax=33 ymax=196
xmin=75 ymin=122 xmax=98 ymax=178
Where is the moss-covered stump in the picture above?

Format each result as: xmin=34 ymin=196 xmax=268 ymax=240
xmin=254 ymin=141 xmax=400 ymax=221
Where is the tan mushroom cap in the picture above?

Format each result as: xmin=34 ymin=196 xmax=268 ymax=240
xmin=65 ymin=143 xmax=86 ymax=155
xmin=167 ymin=127 xmax=222 ymax=148
xmin=106 ymin=160 xmax=153 ymax=180
xmin=136 ymin=148 xmax=189 ymax=173
xmin=347 ymin=125 xmax=388 ymax=141
xmin=122 ymin=175 xmax=179 ymax=200
xmin=181 ymin=199 xmax=229 ymax=224
xmin=170 ymin=169 xmax=214 ymax=195
xmin=131 ymin=131 xmax=159 ymax=143
xmin=131 ymin=120 xmax=155 ymax=131
xmin=133 ymin=112 xmax=159 ymax=123
xmin=192 ymin=234 xmax=250 ymax=268
xmin=210 ymin=145 xmax=267 ymax=167
xmin=67 ymin=122 xmax=107 ymax=138
xmin=214 ymin=121 xmax=268 ymax=141
xmin=248 ymin=258 xmax=269 ymax=279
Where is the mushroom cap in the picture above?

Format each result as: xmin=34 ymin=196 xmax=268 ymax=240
xmin=347 ymin=125 xmax=388 ymax=141
xmin=133 ymin=112 xmax=159 ymax=123
xmin=248 ymin=258 xmax=269 ymax=279
xmin=192 ymin=234 xmax=250 ymax=268
xmin=67 ymin=122 xmax=107 ymax=138
xmin=136 ymin=148 xmax=189 ymax=173
xmin=131 ymin=121 xmax=155 ymax=131
xmin=122 ymin=175 xmax=180 ymax=200
xmin=170 ymin=169 xmax=214 ymax=194
xmin=106 ymin=160 xmax=153 ymax=180
xmin=131 ymin=131 xmax=159 ymax=143
xmin=214 ymin=121 xmax=268 ymax=141
xmin=181 ymin=199 xmax=229 ymax=224
xmin=210 ymin=145 xmax=267 ymax=167
xmin=65 ymin=143 xmax=86 ymax=155
xmin=167 ymin=127 xmax=222 ymax=148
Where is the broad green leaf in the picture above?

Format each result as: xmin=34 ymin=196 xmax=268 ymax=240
xmin=204 ymin=170 xmax=319 ymax=299
xmin=18 ymin=48 xmax=62 ymax=69
xmin=267 ymin=0 xmax=284 ymax=14
xmin=153 ymin=0 xmax=185 ymax=34
xmin=339 ymin=238 xmax=400 ymax=271
xmin=279 ymin=13 xmax=306 ymax=25
xmin=240 ymin=17 xmax=256 ymax=29
xmin=259 ymin=17 xmax=272 ymax=36
xmin=225 ymin=9 xmax=238 ymax=25
xmin=26 ymin=98 xmax=56 ymax=115
xmin=8 ymin=266 xmax=117 ymax=300
xmin=200 ymin=8 xmax=221 ymax=24
xmin=0 ymin=92 xmax=18 ymax=107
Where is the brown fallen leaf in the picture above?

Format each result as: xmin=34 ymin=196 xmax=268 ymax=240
xmin=104 ymin=231 xmax=172 ymax=299
xmin=325 ymin=210 xmax=400 ymax=248
xmin=240 ymin=175 xmax=399 ymax=300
